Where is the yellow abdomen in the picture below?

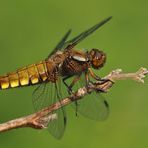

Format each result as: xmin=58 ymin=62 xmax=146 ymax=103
xmin=0 ymin=61 xmax=50 ymax=89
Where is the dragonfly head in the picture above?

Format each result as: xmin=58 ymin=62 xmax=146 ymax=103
xmin=89 ymin=49 xmax=106 ymax=69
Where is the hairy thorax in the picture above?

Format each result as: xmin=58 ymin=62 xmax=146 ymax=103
xmin=60 ymin=57 xmax=89 ymax=76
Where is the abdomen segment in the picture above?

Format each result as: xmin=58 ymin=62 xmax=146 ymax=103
xmin=0 ymin=61 xmax=49 ymax=90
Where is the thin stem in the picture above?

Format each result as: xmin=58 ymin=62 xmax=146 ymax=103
xmin=0 ymin=67 xmax=147 ymax=133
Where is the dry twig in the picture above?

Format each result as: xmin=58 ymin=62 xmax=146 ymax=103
xmin=0 ymin=67 xmax=147 ymax=133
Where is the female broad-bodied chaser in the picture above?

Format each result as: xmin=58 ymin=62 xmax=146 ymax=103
xmin=0 ymin=16 xmax=112 ymax=139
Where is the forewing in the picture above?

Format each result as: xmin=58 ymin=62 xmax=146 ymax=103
xmin=32 ymin=78 xmax=68 ymax=139
xmin=47 ymin=29 xmax=71 ymax=58
xmin=47 ymin=17 xmax=112 ymax=59
xmin=65 ymin=16 xmax=112 ymax=49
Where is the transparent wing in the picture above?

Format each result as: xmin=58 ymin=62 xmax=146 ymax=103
xmin=47 ymin=16 xmax=112 ymax=59
xmin=47 ymin=29 xmax=72 ymax=58
xmin=74 ymin=92 xmax=109 ymax=120
xmin=64 ymin=16 xmax=112 ymax=49
xmin=47 ymin=106 xmax=66 ymax=139
xmin=32 ymin=83 xmax=54 ymax=111
xmin=72 ymin=74 xmax=109 ymax=120
xmin=32 ymin=78 xmax=68 ymax=139
xmin=47 ymin=81 xmax=67 ymax=139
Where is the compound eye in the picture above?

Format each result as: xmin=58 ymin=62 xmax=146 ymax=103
xmin=93 ymin=58 xmax=100 ymax=65
xmin=90 ymin=49 xmax=96 ymax=56
xmin=96 ymin=53 xmax=102 ymax=60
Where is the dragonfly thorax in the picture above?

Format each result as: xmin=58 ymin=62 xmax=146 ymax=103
xmin=89 ymin=48 xmax=106 ymax=69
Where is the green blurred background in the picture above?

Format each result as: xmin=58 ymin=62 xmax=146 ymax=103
xmin=0 ymin=0 xmax=148 ymax=147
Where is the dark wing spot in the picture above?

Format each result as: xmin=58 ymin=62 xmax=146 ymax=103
xmin=104 ymin=100 xmax=109 ymax=108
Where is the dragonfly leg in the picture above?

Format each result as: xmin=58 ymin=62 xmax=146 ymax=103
xmin=63 ymin=75 xmax=81 ymax=94
xmin=63 ymin=75 xmax=81 ymax=117
xmin=87 ymin=68 xmax=114 ymax=93
xmin=85 ymin=71 xmax=92 ymax=92
xmin=88 ymin=68 xmax=102 ymax=81
xmin=69 ymin=75 xmax=81 ymax=92
xmin=63 ymin=75 xmax=73 ymax=94
xmin=84 ymin=71 xmax=104 ymax=92
xmin=88 ymin=68 xmax=113 ymax=84
xmin=69 ymin=75 xmax=81 ymax=117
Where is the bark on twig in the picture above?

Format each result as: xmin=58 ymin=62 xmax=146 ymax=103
xmin=0 ymin=67 xmax=147 ymax=133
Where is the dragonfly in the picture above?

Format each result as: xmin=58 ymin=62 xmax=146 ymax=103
xmin=0 ymin=16 xmax=112 ymax=139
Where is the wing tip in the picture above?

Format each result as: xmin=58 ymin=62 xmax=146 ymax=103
xmin=108 ymin=16 xmax=113 ymax=19
xmin=67 ymin=29 xmax=72 ymax=35
xmin=104 ymin=100 xmax=109 ymax=108
xmin=103 ymin=16 xmax=113 ymax=23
